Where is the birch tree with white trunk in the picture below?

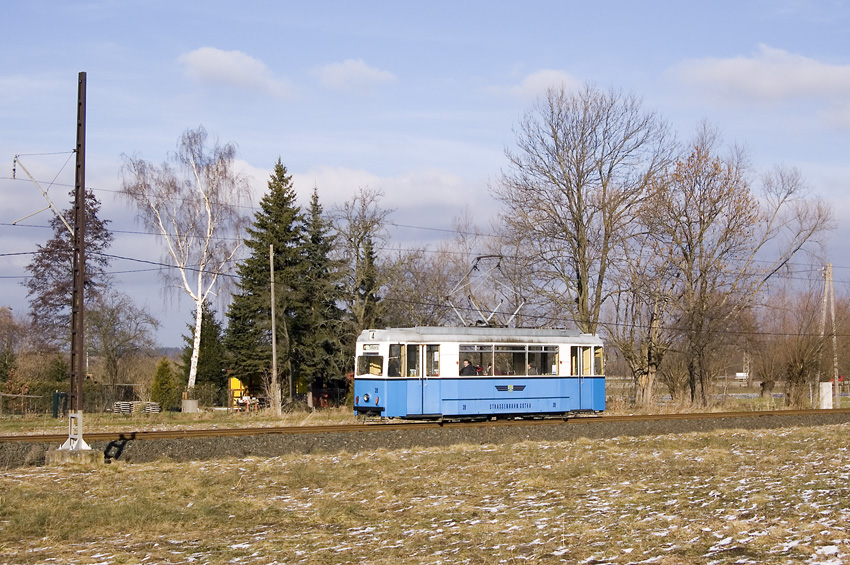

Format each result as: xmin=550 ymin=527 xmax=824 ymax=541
xmin=121 ymin=126 xmax=250 ymax=389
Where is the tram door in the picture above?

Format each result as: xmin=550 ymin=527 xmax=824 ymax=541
xmin=571 ymin=346 xmax=594 ymax=409
xmin=406 ymin=344 xmax=441 ymax=416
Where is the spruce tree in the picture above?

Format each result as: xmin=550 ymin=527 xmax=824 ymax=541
xmin=181 ymin=303 xmax=227 ymax=392
xmin=150 ymin=356 xmax=180 ymax=411
xmin=356 ymin=235 xmax=382 ymax=331
xmin=299 ymin=188 xmax=347 ymax=395
xmin=225 ymin=159 xmax=307 ymax=397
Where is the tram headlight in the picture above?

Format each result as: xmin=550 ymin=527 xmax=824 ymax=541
xmin=362 ymin=393 xmax=370 ymax=403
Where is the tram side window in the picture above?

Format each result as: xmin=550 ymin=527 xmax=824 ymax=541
xmin=495 ymin=345 xmax=524 ymax=375
xmin=528 ymin=346 xmax=541 ymax=375
xmin=594 ymin=345 xmax=604 ymax=375
xmin=529 ymin=345 xmax=558 ymax=375
xmin=357 ymin=355 xmax=383 ymax=376
xmin=406 ymin=344 xmax=420 ymax=377
xmin=459 ymin=344 xmax=492 ymax=375
xmin=544 ymin=345 xmax=558 ymax=375
xmin=426 ymin=344 xmax=440 ymax=376
xmin=388 ymin=343 xmax=403 ymax=377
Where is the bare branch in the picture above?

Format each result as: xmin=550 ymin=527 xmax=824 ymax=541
xmin=493 ymin=83 xmax=673 ymax=333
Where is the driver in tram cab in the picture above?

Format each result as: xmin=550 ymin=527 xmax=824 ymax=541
xmin=460 ymin=359 xmax=478 ymax=376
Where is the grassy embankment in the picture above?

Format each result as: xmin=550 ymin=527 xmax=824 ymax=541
xmin=0 ymin=406 xmax=360 ymax=436
xmin=0 ymin=381 xmax=793 ymax=437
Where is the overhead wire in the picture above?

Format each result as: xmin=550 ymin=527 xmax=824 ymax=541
xmin=2 ymin=172 xmax=850 ymax=328
xmin=1 ymin=252 xmax=847 ymax=340
xmin=11 ymin=151 xmax=74 ymax=157
xmin=1 ymin=228 xmax=848 ymax=286
xmin=2 ymin=173 xmax=847 ymax=271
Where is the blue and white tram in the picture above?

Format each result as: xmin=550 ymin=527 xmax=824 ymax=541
xmin=353 ymin=326 xmax=605 ymax=419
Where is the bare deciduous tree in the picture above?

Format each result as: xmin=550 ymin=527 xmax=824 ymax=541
xmin=0 ymin=307 xmax=29 ymax=357
xmin=380 ymin=208 xmax=532 ymax=329
xmin=332 ymin=187 xmax=394 ymax=335
xmin=381 ymin=247 xmax=455 ymax=327
xmin=438 ymin=208 xmax=521 ymax=327
xmin=0 ymin=306 xmax=31 ymax=384
xmin=657 ymin=350 xmax=691 ymax=406
xmin=121 ymin=126 xmax=250 ymax=389
xmin=647 ymin=126 xmax=833 ymax=405
xmin=493 ymin=83 xmax=673 ymax=333
xmin=484 ymin=223 xmax=552 ymax=328
xmin=604 ymin=230 xmax=678 ymax=408
xmin=87 ymin=291 xmax=159 ymax=404
xmin=750 ymin=280 xmax=850 ymax=408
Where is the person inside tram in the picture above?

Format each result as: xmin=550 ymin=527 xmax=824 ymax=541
xmin=460 ymin=359 xmax=478 ymax=376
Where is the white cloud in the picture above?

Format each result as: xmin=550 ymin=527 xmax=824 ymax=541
xmin=291 ymin=165 xmax=489 ymax=247
xmin=512 ymin=70 xmax=582 ymax=99
xmin=291 ymin=166 xmax=469 ymax=210
xmin=313 ymin=59 xmax=396 ymax=93
xmin=671 ymin=44 xmax=850 ymax=104
xmin=236 ymin=163 xmax=482 ymax=246
xmin=233 ymin=159 xmax=271 ymax=206
xmin=236 ymin=163 xmax=381 ymax=209
xmin=487 ymin=69 xmax=582 ymax=101
xmin=293 ymin=166 xmax=380 ymax=203
xmin=178 ymin=47 xmax=292 ymax=98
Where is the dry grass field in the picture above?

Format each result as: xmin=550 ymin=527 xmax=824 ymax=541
xmin=0 ymin=388 xmax=785 ymax=437
xmin=0 ymin=407 xmax=361 ymax=436
xmin=2 ymin=422 xmax=849 ymax=564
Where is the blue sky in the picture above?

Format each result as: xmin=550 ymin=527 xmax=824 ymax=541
xmin=2 ymin=1 xmax=850 ymax=346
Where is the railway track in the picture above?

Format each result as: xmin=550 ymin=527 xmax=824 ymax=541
xmin=3 ymin=408 xmax=850 ymax=444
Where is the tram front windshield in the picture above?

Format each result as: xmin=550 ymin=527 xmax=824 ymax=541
xmin=357 ymin=354 xmax=383 ymax=376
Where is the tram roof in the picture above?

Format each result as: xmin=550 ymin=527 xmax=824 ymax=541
xmin=357 ymin=326 xmax=602 ymax=344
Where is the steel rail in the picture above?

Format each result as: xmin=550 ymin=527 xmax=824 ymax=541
xmin=2 ymin=408 xmax=850 ymax=444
